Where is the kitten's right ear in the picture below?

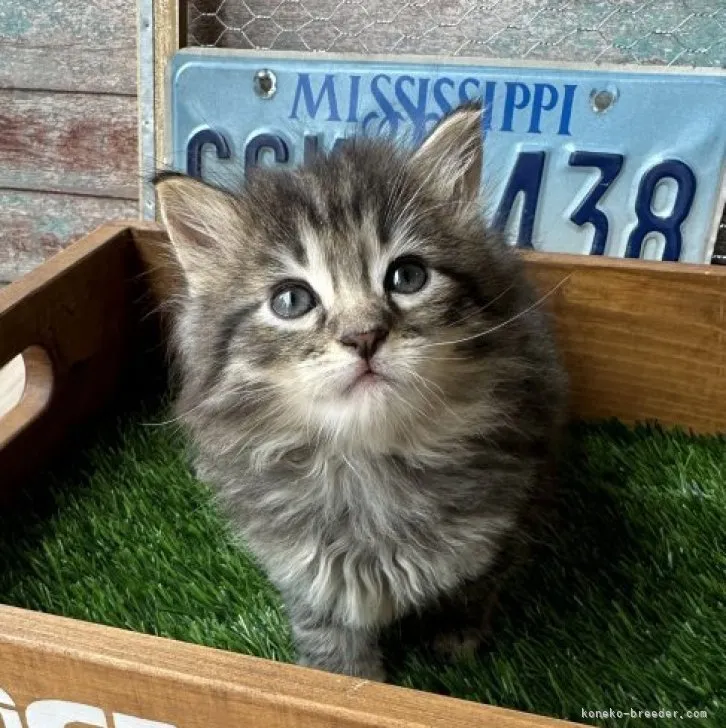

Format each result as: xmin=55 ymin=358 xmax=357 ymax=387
xmin=409 ymin=101 xmax=483 ymax=205
xmin=153 ymin=173 xmax=239 ymax=293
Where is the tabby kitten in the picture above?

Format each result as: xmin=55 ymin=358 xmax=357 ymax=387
xmin=154 ymin=102 xmax=567 ymax=681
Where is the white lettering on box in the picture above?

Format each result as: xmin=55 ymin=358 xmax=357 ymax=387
xmin=25 ymin=700 xmax=108 ymax=727
xmin=0 ymin=688 xmax=23 ymax=728
xmin=0 ymin=686 xmax=178 ymax=728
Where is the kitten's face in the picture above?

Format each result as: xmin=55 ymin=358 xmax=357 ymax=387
xmin=156 ymin=104 xmax=526 ymax=450
xmin=235 ymin=195 xmax=474 ymax=437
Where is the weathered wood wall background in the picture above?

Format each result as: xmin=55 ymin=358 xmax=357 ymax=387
xmin=2 ymin=1 xmax=724 ymax=285
xmin=0 ymin=0 xmax=139 ymax=283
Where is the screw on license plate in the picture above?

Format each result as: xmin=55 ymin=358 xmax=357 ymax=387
xmin=254 ymin=69 xmax=277 ymax=99
xmin=590 ymin=86 xmax=618 ymax=113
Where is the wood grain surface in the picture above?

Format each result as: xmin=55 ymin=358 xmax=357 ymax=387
xmin=0 ymin=191 xmax=137 ymax=283
xmin=0 ymin=605 xmax=579 ymax=728
xmin=0 ymin=0 xmax=136 ymax=94
xmin=134 ymin=223 xmax=726 ymax=434
xmin=0 ymin=0 xmax=139 ymax=283
xmin=0 ymin=90 xmax=138 ymax=198
xmin=0 ymin=222 xmax=146 ymax=500
xmin=521 ymin=251 xmax=726 ymax=433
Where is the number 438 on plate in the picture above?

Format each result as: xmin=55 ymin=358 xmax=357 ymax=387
xmin=166 ymin=49 xmax=726 ymax=264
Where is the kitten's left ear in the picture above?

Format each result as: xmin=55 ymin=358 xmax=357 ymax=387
xmin=153 ymin=172 xmax=240 ymax=294
xmin=409 ymin=101 xmax=483 ymax=204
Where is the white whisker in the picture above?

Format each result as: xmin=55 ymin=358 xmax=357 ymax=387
xmin=447 ymin=283 xmax=515 ymax=328
xmin=420 ymin=274 xmax=571 ymax=350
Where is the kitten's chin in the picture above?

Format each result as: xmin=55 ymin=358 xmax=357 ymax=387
xmin=310 ymin=379 xmax=401 ymax=445
xmin=341 ymin=370 xmax=392 ymax=396
xmin=291 ymin=360 xmax=439 ymax=449
xmin=336 ymin=375 xmax=396 ymax=410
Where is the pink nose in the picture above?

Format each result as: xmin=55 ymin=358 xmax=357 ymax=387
xmin=339 ymin=328 xmax=389 ymax=359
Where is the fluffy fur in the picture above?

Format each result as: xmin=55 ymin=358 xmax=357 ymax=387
xmin=154 ymin=102 xmax=568 ymax=680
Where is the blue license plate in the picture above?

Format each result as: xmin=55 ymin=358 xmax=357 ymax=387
xmin=166 ymin=49 xmax=726 ymax=263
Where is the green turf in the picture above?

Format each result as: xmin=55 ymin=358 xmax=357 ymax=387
xmin=0 ymin=397 xmax=723 ymax=727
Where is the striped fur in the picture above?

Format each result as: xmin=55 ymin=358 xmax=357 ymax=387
xmin=154 ymin=103 xmax=567 ymax=680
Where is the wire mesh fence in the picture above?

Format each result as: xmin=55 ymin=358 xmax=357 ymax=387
xmin=187 ymin=0 xmax=726 ymax=67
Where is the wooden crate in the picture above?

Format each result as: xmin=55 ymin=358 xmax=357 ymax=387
xmin=2 ymin=222 xmax=725 ymax=727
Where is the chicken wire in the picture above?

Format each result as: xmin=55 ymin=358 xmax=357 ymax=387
xmin=187 ymin=0 xmax=726 ymax=68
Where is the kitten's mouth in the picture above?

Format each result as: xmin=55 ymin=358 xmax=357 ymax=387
xmin=344 ymin=364 xmax=390 ymax=394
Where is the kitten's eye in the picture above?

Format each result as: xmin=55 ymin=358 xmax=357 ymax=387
xmin=385 ymin=258 xmax=428 ymax=294
xmin=270 ymin=283 xmax=316 ymax=319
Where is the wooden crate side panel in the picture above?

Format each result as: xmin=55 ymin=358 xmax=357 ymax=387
xmin=0 ymin=223 xmax=144 ymax=499
xmin=0 ymin=606 xmax=578 ymax=728
xmin=522 ymin=253 xmax=726 ymax=433
xmin=0 ymin=192 xmax=138 ymax=283
xmin=0 ymin=0 xmax=136 ymax=94
xmin=2 ymin=221 xmax=725 ymax=497
xmin=133 ymin=225 xmax=726 ymax=434
xmin=0 ymin=91 xmax=138 ymax=199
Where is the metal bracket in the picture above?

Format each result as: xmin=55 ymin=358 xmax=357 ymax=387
xmin=137 ymin=0 xmax=156 ymax=220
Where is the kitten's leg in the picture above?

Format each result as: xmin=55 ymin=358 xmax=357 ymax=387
xmin=432 ymin=535 xmax=533 ymax=661
xmin=288 ymin=603 xmax=385 ymax=681
xmin=431 ymin=583 xmax=501 ymax=661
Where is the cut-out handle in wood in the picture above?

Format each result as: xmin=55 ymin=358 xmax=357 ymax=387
xmin=0 ymin=347 xmax=53 ymax=450
xmin=0 ymin=221 xmax=140 ymax=502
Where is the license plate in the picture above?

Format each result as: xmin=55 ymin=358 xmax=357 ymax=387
xmin=166 ymin=49 xmax=726 ymax=263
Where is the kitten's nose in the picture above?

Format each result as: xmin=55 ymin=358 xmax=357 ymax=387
xmin=339 ymin=327 xmax=389 ymax=359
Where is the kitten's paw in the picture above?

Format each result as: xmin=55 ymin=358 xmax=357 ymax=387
xmin=432 ymin=628 xmax=482 ymax=662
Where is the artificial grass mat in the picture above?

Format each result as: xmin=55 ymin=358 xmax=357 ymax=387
xmin=0 ymin=397 xmax=723 ymax=727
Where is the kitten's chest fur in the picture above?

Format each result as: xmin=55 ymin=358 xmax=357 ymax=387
xmin=219 ymin=451 xmax=515 ymax=629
